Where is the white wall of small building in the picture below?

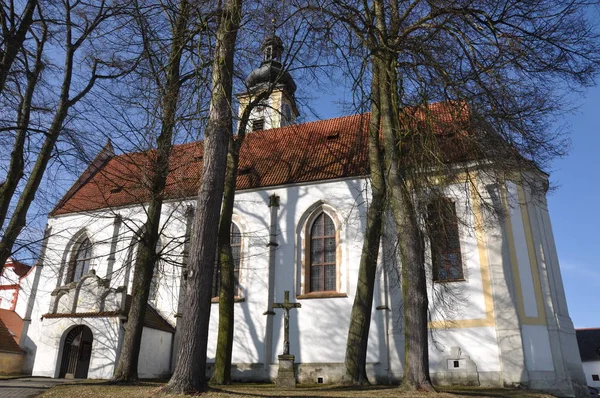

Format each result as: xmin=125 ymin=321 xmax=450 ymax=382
xmin=138 ymin=327 xmax=172 ymax=379
xmin=582 ymin=361 xmax=600 ymax=388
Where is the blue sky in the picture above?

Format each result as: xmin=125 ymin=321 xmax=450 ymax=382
xmin=546 ymin=84 xmax=600 ymax=329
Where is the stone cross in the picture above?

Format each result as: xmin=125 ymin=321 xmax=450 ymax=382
xmin=273 ymin=290 xmax=301 ymax=355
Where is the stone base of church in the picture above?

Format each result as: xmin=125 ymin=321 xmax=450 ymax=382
xmin=210 ymin=362 xmax=584 ymax=397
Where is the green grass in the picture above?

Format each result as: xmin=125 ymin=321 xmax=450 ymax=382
xmin=38 ymin=382 xmax=558 ymax=398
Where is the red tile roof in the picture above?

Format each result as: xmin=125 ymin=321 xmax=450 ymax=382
xmin=0 ymin=310 xmax=24 ymax=353
xmin=52 ymin=102 xmax=476 ymax=216
xmin=3 ymin=258 xmax=31 ymax=278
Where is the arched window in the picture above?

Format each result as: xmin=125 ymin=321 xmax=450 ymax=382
xmin=309 ymin=212 xmax=336 ymax=292
xmin=427 ymin=198 xmax=464 ymax=282
xmin=67 ymin=237 xmax=92 ymax=283
xmin=212 ymin=223 xmax=242 ymax=298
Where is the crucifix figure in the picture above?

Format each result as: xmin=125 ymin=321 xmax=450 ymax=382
xmin=273 ymin=290 xmax=301 ymax=355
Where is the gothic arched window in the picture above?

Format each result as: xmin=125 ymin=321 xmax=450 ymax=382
xmin=309 ymin=212 xmax=337 ymax=292
xmin=212 ymin=223 xmax=242 ymax=299
xmin=67 ymin=237 xmax=93 ymax=283
xmin=427 ymin=198 xmax=464 ymax=282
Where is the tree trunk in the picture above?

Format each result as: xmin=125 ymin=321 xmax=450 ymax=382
xmin=0 ymin=0 xmax=37 ymax=94
xmin=344 ymin=60 xmax=386 ymax=385
xmin=111 ymin=0 xmax=190 ymax=383
xmin=211 ymin=88 xmax=271 ymax=386
xmin=376 ymin=53 xmax=433 ymax=391
xmin=163 ymin=0 xmax=242 ymax=393
xmin=210 ymin=137 xmax=237 ymax=385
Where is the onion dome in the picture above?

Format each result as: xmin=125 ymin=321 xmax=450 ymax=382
xmin=245 ymin=35 xmax=296 ymax=95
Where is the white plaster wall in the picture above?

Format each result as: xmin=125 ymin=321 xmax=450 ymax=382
xmin=429 ymin=326 xmax=502 ymax=372
xmin=522 ymin=325 xmax=554 ymax=371
xmin=30 ymin=317 xmax=121 ymax=379
xmin=26 ymin=205 xmax=184 ymax=379
xmin=14 ymin=266 xmax=36 ymax=318
xmin=506 ymin=182 xmax=538 ymax=318
xmin=205 ymin=178 xmax=380 ymax=366
xmin=138 ymin=327 xmax=172 ymax=378
xmin=23 ymin=173 xmax=576 ymax=386
xmin=582 ymin=361 xmax=600 ymax=388
xmin=0 ymin=287 xmax=17 ymax=310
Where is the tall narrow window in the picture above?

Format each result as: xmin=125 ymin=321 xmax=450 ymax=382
xmin=127 ymin=236 xmax=162 ymax=302
xmin=309 ymin=213 xmax=336 ymax=292
xmin=213 ymin=223 xmax=242 ymax=298
xmin=427 ymin=198 xmax=464 ymax=282
xmin=148 ymin=240 xmax=162 ymax=303
xmin=67 ymin=237 xmax=92 ymax=283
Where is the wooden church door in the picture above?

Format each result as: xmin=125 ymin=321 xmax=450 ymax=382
xmin=59 ymin=325 xmax=93 ymax=379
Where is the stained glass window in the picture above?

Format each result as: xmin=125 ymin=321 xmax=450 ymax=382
xmin=309 ymin=213 xmax=337 ymax=292
xmin=68 ymin=237 xmax=92 ymax=283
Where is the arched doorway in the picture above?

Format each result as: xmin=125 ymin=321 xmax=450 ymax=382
xmin=59 ymin=325 xmax=93 ymax=379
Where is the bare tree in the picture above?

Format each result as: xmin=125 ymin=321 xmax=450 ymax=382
xmin=304 ymin=0 xmax=600 ymax=390
xmin=0 ymin=0 xmax=127 ymax=274
xmin=111 ymin=0 xmax=194 ymax=383
xmin=164 ymin=0 xmax=244 ymax=393
xmin=0 ymin=0 xmax=37 ymax=94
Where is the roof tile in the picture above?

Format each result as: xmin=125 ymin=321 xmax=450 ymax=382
xmin=52 ymin=102 xmax=474 ymax=216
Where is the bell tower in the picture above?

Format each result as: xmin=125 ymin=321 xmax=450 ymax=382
xmin=237 ymin=34 xmax=299 ymax=131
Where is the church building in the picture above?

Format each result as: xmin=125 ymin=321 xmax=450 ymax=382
xmin=21 ymin=35 xmax=587 ymax=396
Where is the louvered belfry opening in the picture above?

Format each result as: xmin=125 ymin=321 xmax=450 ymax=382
xmin=58 ymin=325 xmax=93 ymax=379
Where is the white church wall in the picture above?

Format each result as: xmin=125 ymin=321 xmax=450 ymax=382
xmin=21 ymin=169 xmax=582 ymax=391
xmin=505 ymin=181 xmax=539 ymax=319
xmin=14 ymin=266 xmax=35 ymax=319
xmin=522 ymin=325 xmax=554 ymax=371
xmin=30 ymin=317 xmax=120 ymax=379
xmin=138 ymin=326 xmax=172 ymax=378
xmin=429 ymin=326 xmax=502 ymax=373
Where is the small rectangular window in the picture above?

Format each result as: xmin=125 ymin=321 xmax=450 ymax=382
xmin=252 ymin=118 xmax=265 ymax=131
xmin=593 ymin=374 xmax=599 ymax=381
xmin=453 ymin=360 xmax=460 ymax=368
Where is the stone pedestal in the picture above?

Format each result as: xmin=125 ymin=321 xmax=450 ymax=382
xmin=277 ymin=354 xmax=296 ymax=389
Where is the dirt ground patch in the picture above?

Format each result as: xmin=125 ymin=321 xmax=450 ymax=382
xmin=38 ymin=382 xmax=558 ymax=398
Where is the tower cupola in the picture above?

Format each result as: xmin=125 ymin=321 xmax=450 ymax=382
xmin=238 ymin=34 xmax=299 ymax=131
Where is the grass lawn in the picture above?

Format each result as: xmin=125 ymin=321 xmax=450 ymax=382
xmin=38 ymin=382 xmax=558 ymax=398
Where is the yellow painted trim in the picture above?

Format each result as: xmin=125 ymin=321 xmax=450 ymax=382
xmin=517 ymin=185 xmax=547 ymax=325
xmin=501 ymin=182 xmax=547 ymax=326
xmin=428 ymin=177 xmax=495 ymax=329
xmin=500 ymin=184 xmax=528 ymax=322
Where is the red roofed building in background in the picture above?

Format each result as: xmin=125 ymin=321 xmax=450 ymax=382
xmin=19 ymin=34 xmax=587 ymax=396
xmin=0 ymin=258 xmax=32 ymax=374
xmin=0 ymin=257 xmax=31 ymax=312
